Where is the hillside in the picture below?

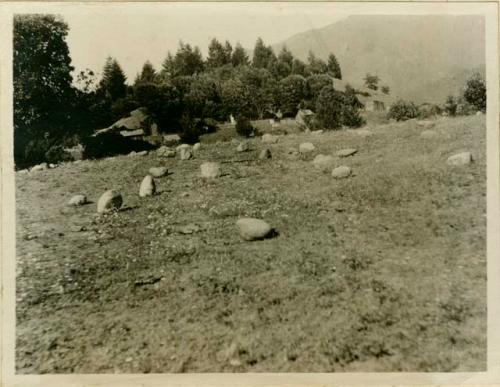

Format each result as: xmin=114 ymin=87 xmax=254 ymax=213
xmin=273 ymin=15 xmax=485 ymax=103
xmin=16 ymin=115 xmax=486 ymax=373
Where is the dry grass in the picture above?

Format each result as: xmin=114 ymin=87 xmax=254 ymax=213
xmin=15 ymin=115 xmax=486 ymax=373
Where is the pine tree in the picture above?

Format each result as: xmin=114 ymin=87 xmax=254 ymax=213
xmin=232 ymin=43 xmax=250 ymax=66
xmin=99 ymin=57 xmax=127 ymax=101
xmin=252 ymin=37 xmax=277 ymax=69
xmin=134 ymin=60 xmax=157 ymax=86
xmin=327 ymin=54 xmax=342 ymax=79
xmin=207 ymin=38 xmax=232 ymax=69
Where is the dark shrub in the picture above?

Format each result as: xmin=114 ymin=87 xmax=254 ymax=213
xmin=443 ymin=95 xmax=457 ymax=117
xmin=316 ymin=85 xmax=344 ymax=130
xmin=235 ymin=116 xmax=255 ymax=137
xmin=463 ymin=73 xmax=486 ymax=112
xmin=387 ymin=100 xmax=419 ymax=121
xmin=44 ymin=145 xmax=72 ymax=164
xmin=111 ymin=96 xmax=140 ymax=121
xmin=418 ymin=103 xmax=442 ymax=119
xmin=82 ymin=132 xmax=154 ymax=159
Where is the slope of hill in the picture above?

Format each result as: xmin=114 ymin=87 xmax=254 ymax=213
xmin=16 ymin=115 xmax=486 ymax=373
xmin=273 ymin=15 xmax=485 ymax=103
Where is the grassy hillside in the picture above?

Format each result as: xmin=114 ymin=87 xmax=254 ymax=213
xmin=16 ymin=115 xmax=486 ymax=373
xmin=273 ymin=15 xmax=485 ymax=103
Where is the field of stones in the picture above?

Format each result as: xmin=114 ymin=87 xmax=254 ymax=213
xmin=15 ymin=114 xmax=486 ymax=373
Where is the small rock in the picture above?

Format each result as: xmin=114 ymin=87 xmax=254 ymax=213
xmin=237 ymin=142 xmax=250 ymax=152
xmin=200 ymin=162 xmax=221 ymax=179
xmin=332 ymin=166 xmax=352 ymax=179
xmin=313 ymin=154 xmax=335 ymax=170
xmin=31 ymin=163 xmax=48 ymax=172
xmin=416 ymin=120 xmax=435 ymax=129
xmin=48 ymin=163 xmax=57 ymax=169
xmin=420 ymin=130 xmax=437 ymax=139
xmin=148 ymin=167 xmax=168 ymax=178
xmin=336 ymin=148 xmax=357 ymax=157
xmin=262 ymin=134 xmax=279 ymax=144
xmin=236 ymin=218 xmax=273 ymax=241
xmin=311 ymin=130 xmax=324 ymax=135
xmin=447 ymin=152 xmax=473 ymax=166
xmin=179 ymin=147 xmax=193 ymax=160
xmin=229 ymin=359 xmax=242 ymax=367
xmin=68 ymin=194 xmax=87 ymax=206
xmin=259 ymin=148 xmax=272 ymax=160
xmin=178 ymin=224 xmax=201 ymax=235
xmin=127 ymin=151 xmax=137 ymax=157
xmin=157 ymin=146 xmax=176 ymax=158
xmin=136 ymin=150 xmax=148 ymax=156
xmin=356 ymin=129 xmax=373 ymax=138
xmin=163 ymin=134 xmax=181 ymax=147
xmin=287 ymin=147 xmax=299 ymax=155
xmin=97 ymin=190 xmax=123 ymax=213
xmin=299 ymin=142 xmax=315 ymax=154
xmin=193 ymin=142 xmax=201 ymax=152
xmin=139 ymin=175 xmax=156 ymax=197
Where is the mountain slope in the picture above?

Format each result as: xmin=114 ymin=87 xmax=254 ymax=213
xmin=273 ymin=15 xmax=485 ymax=103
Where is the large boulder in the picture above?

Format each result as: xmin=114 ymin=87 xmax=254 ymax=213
xmin=97 ymin=190 xmax=123 ymax=213
xmin=332 ymin=166 xmax=352 ymax=179
xmin=447 ymin=152 xmax=473 ymax=166
xmin=200 ymin=162 xmax=221 ymax=179
xmin=139 ymin=175 xmax=156 ymax=197
xmin=236 ymin=218 xmax=272 ymax=241
xmin=313 ymin=154 xmax=335 ymax=170
xmin=149 ymin=167 xmax=168 ymax=178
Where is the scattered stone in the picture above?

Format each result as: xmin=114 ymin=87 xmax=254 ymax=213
xmin=48 ymin=163 xmax=57 ymax=169
xmin=179 ymin=147 xmax=193 ymax=160
xmin=139 ymin=175 xmax=156 ymax=197
xmin=71 ymin=225 xmax=87 ymax=232
xmin=336 ymin=148 xmax=357 ymax=157
xmin=18 ymin=169 xmax=28 ymax=174
xmin=332 ymin=166 xmax=352 ymax=179
xmin=193 ymin=142 xmax=201 ymax=152
xmin=313 ymin=154 xmax=335 ymax=170
xmin=420 ymin=130 xmax=437 ymax=139
xmin=447 ymin=152 xmax=473 ymax=166
xmin=68 ymin=194 xmax=87 ymax=206
xmin=416 ymin=120 xmax=435 ymax=129
xmin=157 ymin=146 xmax=176 ymax=158
xmin=287 ymin=147 xmax=299 ymax=155
xmin=97 ymin=190 xmax=123 ymax=213
xmin=178 ymin=223 xmax=201 ymax=235
xmin=136 ymin=150 xmax=148 ymax=156
xmin=176 ymin=143 xmax=191 ymax=152
xmin=236 ymin=142 xmax=250 ymax=152
xmin=163 ymin=134 xmax=181 ymax=147
xmin=299 ymin=142 xmax=315 ymax=154
xmin=262 ymin=134 xmax=279 ymax=144
xmin=236 ymin=218 xmax=272 ymax=241
xmin=356 ymin=129 xmax=373 ymax=138
xmin=311 ymin=130 xmax=324 ymax=135
xmin=200 ymin=162 xmax=221 ymax=179
xmin=259 ymin=148 xmax=272 ymax=160
xmin=31 ymin=163 xmax=48 ymax=172
xmin=148 ymin=167 xmax=168 ymax=178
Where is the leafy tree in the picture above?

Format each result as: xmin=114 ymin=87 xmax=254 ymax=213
xmin=134 ymin=60 xmax=157 ymax=86
xmin=316 ymin=85 xmax=345 ymax=129
xmin=252 ymin=37 xmax=277 ymax=69
xmin=341 ymin=85 xmax=365 ymax=127
xmin=463 ymin=73 xmax=486 ymax=112
xmin=307 ymin=74 xmax=332 ymax=105
xmin=291 ymin=58 xmax=307 ymax=76
xmin=99 ymin=57 xmax=127 ymax=101
xmin=239 ymin=66 xmax=278 ymax=119
xmin=184 ymin=74 xmax=224 ymax=120
xmin=381 ymin=85 xmax=390 ymax=95
xmin=13 ymin=14 xmax=76 ymax=166
xmin=207 ymin=38 xmax=232 ymax=69
xmin=270 ymin=46 xmax=295 ymax=79
xmin=231 ymin=43 xmax=250 ymax=66
xmin=221 ymin=78 xmax=252 ymax=118
xmin=327 ymin=54 xmax=342 ymax=79
xmin=279 ymin=75 xmax=309 ymax=116
xmin=364 ymin=73 xmax=380 ymax=91
xmin=165 ymin=42 xmax=205 ymax=77
xmin=307 ymin=51 xmax=328 ymax=75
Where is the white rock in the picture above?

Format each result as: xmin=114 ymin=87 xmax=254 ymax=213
xmin=420 ymin=130 xmax=437 ymax=139
xmin=157 ymin=146 xmax=175 ymax=158
xmin=139 ymin=175 xmax=156 ymax=197
xmin=97 ymin=190 xmax=123 ymax=213
xmin=179 ymin=147 xmax=193 ymax=160
xmin=259 ymin=148 xmax=272 ymax=160
xmin=262 ymin=134 xmax=279 ymax=144
xmin=193 ymin=142 xmax=201 ymax=152
xmin=236 ymin=218 xmax=272 ymax=241
xmin=299 ymin=142 xmax=316 ymax=154
xmin=148 ymin=167 xmax=168 ymax=178
xmin=176 ymin=144 xmax=191 ymax=152
xmin=31 ymin=163 xmax=48 ymax=172
xmin=336 ymin=148 xmax=357 ymax=157
xmin=311 ymin=130 xmax=324 ymax=135
xmin=313 ymin=154 xmax=335 ymax=170
xmin=163 ymin=134 xmax=181 ymax=146
xmin=136 ymin=150 xmax=148 ymax=156
xmin=356 ymin=129 xmax=373 ymax=138
xmin=68 ymin=194 xmax=87 ymax=206
xmin=49 ymin=163 xmax=57 ymax=169
xmin=237 ymin=142 xmax=250 ymax=152
xmin=447 ymin=152 xmax=473 ymax=166
xmin=200 ymin=162 xmax=221 ymax=179
xmin=332 ymin=166 xmax=352 ymax=179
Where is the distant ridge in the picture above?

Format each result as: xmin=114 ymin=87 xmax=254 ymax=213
xmin=273 ymin=15 xmax=485 ymax=103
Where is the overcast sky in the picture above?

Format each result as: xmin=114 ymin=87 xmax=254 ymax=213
xmin=61 ymin=3 xmax=346 ymax=83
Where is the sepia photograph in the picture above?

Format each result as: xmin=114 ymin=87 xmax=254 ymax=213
xmin=1 ymin=1 xmax=499 ymax=383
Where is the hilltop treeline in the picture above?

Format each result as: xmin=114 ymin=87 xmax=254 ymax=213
xmin=15 ymin=14 xmax=363 ymax=167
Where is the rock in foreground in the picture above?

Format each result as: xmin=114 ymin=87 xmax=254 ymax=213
xmin=139 ymin=175 xmax=156 ymax=197
xmin=200 ymin=162 xmax=221 ymax=179
xmin=332 ymin=166 xmax=352 ymax=179
xmin=236 ymin=218 xmax=273 ymax=241
xmin=149 ymin=167 xmax=168 ymax=178
xmin=312 ymin=154 xmax=335 ymax=170
xmin=97 ymin=190 xmax=123 ymax=213
xmin=447 ymin=152 xmax=473 ymax=166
